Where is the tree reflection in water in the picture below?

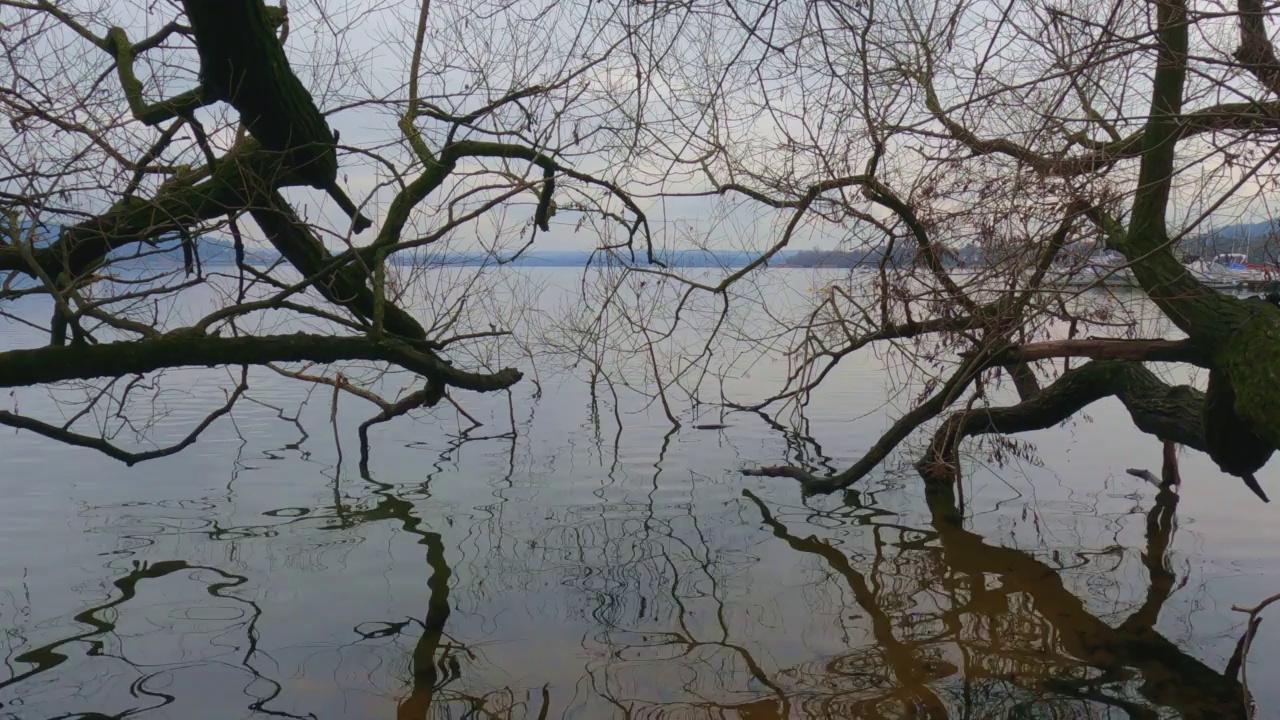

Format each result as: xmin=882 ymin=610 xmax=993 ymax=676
xmin=733 ymin=486 xmax=1244 ymax=718
xmin=0 ymin=559 xmax=311 ymax=720
xmin=0 ymin=425 xmax=1252 ymax=719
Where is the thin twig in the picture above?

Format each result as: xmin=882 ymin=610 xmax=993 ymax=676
xmin=1231 ymin=592 xmax=1280 ymax=719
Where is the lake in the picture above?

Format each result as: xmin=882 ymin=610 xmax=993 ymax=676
xmin=1 ymin=268 xmax=1277 ymax=719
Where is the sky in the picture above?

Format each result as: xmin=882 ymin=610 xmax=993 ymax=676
xmin=4 ymin=0 xmax=1280 ymax=257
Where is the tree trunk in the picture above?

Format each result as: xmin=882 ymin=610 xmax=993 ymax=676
xmin=182 ymin=0 xmax=370 ymax=230
xmin=1108 ymin=0 xmax=1280 ymax=482
xmin=182 ymin=0 xmax=337 ymax=186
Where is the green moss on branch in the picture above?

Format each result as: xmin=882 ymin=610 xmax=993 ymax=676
xmin=0 ymin=332 xmax=521 ymax=392
xmin=181 ymin=0 xmax=370 ymax=231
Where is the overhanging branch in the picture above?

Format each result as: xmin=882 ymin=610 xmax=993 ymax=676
xmin=918 ymin=359 xmax=1271 ymax=502
xmin=0 ymin=332 xmax=521 ymax=392
xmin=980 ymin=338 xmax=1203 ymax=365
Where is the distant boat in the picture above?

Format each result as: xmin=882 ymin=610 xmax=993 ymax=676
xmin=1183 ymin=253 xmax=1269 ymax=288
xmin=1058 ymin=251 xmax=1280 ymax=290
xmin=1059 ymin=252 xmax=1141 ymax=288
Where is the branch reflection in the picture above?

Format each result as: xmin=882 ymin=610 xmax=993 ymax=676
xmin=1 ymin=425 xmax=1251 ymax=720
xmin=717 ymin=486 xmax=1244 ymax=719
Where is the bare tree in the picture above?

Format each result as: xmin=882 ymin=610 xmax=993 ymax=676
xmin=6 ymin=0 xmax=1280 ymax=507
xmin=540 ymin=0 xmax=1280 ymax=503
xmin=0 ymin=0 xmax=651 ymax=461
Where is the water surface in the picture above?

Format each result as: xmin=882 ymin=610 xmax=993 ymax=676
xmin=1 ymin=270 xmax=1278 ymax=719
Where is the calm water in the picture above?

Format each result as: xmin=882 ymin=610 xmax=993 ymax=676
xmin=2 ymin=269 xmax=1279 ymax=719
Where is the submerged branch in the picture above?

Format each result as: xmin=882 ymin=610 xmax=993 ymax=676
xmin=982 ymin=338 xmax=1203 ymax=366
xmin=744 ymin=350 xmax=991 ymax=493
xmin=919 ymin=359 xmax=1271 ymax=502
xmin=357 ymin=380 xmax=444 ymax=472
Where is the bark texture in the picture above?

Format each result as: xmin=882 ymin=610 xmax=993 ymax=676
xmin=920 ymin=359 xmax=1272 ymax=501
xmin=0 ymin=332 xmax=521 ymax=392
xmin=1108 ymin=0 xmax=1280 ymax=487
xmin=181 ymin=0 xmax=370 ymax=231
xmin=918 ymin=360 xmax=1208 ymax=483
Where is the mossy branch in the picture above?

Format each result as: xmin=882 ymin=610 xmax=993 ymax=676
xmin=0 ymin=332 xmax=521 ymax=392
xmin=105 ymin=26 xmax=210 ymax=126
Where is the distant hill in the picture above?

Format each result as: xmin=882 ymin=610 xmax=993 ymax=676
xmin=396 ymin=249 xmax=777 ymax=268
xmin=113 ymin=240 xmax=782 ymax=269
xmin=1177 ymin=220 xmax=1279 ymax=263
xmin=99 ymin=235 xmax=277 ymax=267
xmin=779 ymin=242 xmax=991 ymax=268
xmin=14 ymin=218 xmax=1280 ymax=269
xmin=778 ymin=245 xmax=913 ymax=268
xmin=5 ymin=223 xmax=278 ymax=267
xmin=783 ymin=221 xmax=1280 ymax=268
